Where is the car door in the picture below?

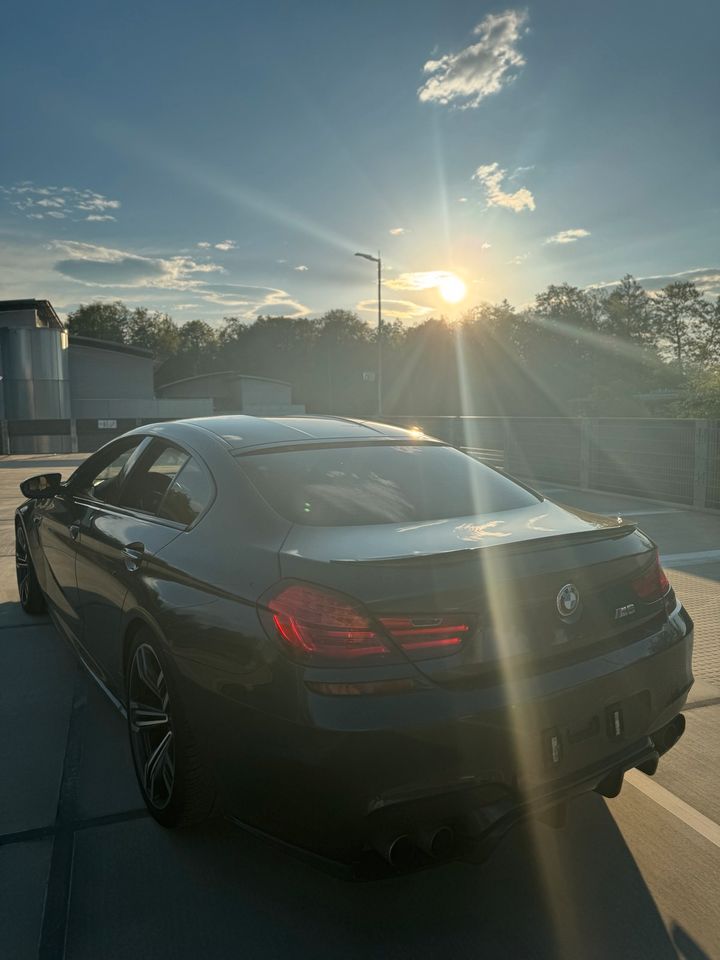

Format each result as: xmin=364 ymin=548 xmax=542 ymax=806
xmin=37 ymin=436 xmax=146 ymax=644
xmin=73 ymin=439 xmax=194 ymax=691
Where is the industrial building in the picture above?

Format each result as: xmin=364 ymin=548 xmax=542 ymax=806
xmin=0 ymin=299 xmax=303 ymax=452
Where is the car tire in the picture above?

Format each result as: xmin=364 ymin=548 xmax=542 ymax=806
xmin=16 ymin=522 xmax=47 ymax=615
xmin=126 ymin=628 xmax=217 ymax=827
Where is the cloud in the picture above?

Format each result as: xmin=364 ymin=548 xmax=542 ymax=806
xmin=384 ymin=270 xmax=462 ymax=292
xmin=418 ymin=9 xmax=529 ymax=109
xmin=472 ymin=162 xmax=535 ymax=212
xmin=196 ymin=239 xmax=236 ymax=251
xmin=507 ymin=252 xmax=529 ymax=265
xmin=389 ymin=227 xmax=407 ymax=236
xmin=593 ymin=267 xmax=720 ymax=298
xmin=481 ymin=241 xmax=492 ymax=250
xmin=53 ymin=241 xmax=222 ymax=289
xmin=507 ymin=164 xmax=535 ymax=180
xmin=294 ymin=264 xmax=309 ymax=271
xmin=544 ymin=228 xmax=591 ymax=245
xmin=357 ymin=298 xmax=433 ymax=320
xmin=457 ymin=197 xmax=468 ymax=203
xmin=200 ymin=283 xmax=311 ymax=319
xmin=1 ymin=182 xmax=121 ymax=221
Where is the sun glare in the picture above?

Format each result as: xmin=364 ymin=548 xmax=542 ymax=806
xmin=438 ymin=273 xmax=467 ymax=304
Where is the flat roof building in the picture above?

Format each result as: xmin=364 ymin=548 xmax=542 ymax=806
xmin=0 ymin=299 xmax=303 ymax=452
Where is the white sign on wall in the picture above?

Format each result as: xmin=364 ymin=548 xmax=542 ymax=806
xmin=97 ymin=419 xmax=118 ymax=429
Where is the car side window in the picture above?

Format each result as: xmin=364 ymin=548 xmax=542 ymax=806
xmin=118 ymin=442 xmax=190 ymax=516
xmin=73 ymin=438 xmax=146 ymax=505
xmin=157 ymin=457 xmax=213 ymax=526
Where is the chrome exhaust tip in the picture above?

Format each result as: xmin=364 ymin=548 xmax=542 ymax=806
xmin=653 ymin=713 xmax=686 ymax=757
xmin=416 ymin=825 xmax=455 ymax=859
xmin=372 ymin=833 xmax=419 ymax=868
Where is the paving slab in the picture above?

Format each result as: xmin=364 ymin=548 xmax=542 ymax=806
xmin=537 ymin=484 xmax=720 ymax=557
xmin=653 ymin=693 xmax=720 ymax=825
xmin=0 ymin=839 xmax=54 ymax=960
xmin=611 ymin=782 xmax=720 ymax=960
xmin=65 ymin=796 xmax=676 ymax=960
xmin=68 ymin=672 xmax=142 ymax=822
xmin=0 ymin=624 xmax=76 ymax=834
xmin=665 ymin=565 xmax=720 ymax=689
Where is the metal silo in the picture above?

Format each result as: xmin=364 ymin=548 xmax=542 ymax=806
xmin=0 ymin=327 xmax=71 ymax=451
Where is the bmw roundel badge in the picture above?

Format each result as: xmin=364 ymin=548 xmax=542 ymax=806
xmin=556 ymin=583 xmax=581 ymax=619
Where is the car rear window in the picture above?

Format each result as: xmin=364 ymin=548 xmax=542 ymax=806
xmin=237 ymin=443 xmax=539 ymax=526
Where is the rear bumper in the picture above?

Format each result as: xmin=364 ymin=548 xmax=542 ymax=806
xmin=193 ymin=605 xmax=694 ymax=861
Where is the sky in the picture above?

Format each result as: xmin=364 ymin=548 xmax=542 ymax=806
xmin=1 ymin=0 xmax=719 ymax=326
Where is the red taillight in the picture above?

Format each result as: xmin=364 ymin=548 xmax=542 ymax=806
xmin=262 ymin=583 xmax=472 ymax=663
xmin=632 ymin=551 xmax=670 ymax=601
xmin=378 ymin=616 xmax=471 ymax=660
xmin=266 ymin=583 xmax=391 ymax=660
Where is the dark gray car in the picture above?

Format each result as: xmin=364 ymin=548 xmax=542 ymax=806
xmin=15 ymin=416 xmax=693 ymax=875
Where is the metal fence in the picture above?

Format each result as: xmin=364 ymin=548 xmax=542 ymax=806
xmin=386 ymin=416 xmax=719 ymax=512
xmin=3 ymin=413 xmax=720 ymax=512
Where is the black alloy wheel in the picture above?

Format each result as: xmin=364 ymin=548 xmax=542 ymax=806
xmin=127 ymin=629 xmax=216 ymax=827
xmin=16 ymin=523 xmax=47 ymax=614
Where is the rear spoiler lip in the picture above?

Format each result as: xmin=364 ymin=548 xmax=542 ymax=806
xmin=329 ymin=522 xmax=639 ymax=566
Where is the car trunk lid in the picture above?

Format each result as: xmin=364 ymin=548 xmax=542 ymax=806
xmin=279 ymin=500 xmax=663 ymax=683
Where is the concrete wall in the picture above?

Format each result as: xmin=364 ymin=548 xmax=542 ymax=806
xmin=69 ymin=343 xmax=156 ymax=400
xmin=157 ymin=374 xmax=303 ymax=415
xmin=71 ymin=398 xmax=213 ymax=419
xmin=239 ymin=378 xmax=292 ymax=412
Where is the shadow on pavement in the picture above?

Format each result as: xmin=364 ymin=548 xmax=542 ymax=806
xmin=672 ymin=924 xmax=712 ymax=960
xmin=0 ymin=596 xmax=684 ymax=960
xmin=64 ymin=767 xmax=677 ymax=959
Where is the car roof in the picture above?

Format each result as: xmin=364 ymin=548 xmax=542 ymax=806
xmin=171 ymin=415 xmax=436 ymax=451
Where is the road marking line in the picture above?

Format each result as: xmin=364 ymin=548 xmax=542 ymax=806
xmin=625 ymin=769 xmax=720 ymax=850
xmin=661 ymin=549 xmax=720 ymax=568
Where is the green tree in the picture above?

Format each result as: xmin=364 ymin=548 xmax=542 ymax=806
xmin=177 ymin=320 xmax=218 ymax=376
xmin=681 ymin=367 xmax=720 ymax=417
xmin=66 ymin=300 xmax=131 ymax=342
xmin=125 ymin=308 xmax=180 ymax=358
xmin=686 ymin=295 xmax=720 ymax=367
xmin=602 ymin=275 xmax=653 ymax=343
xmin=651 ymin=281 xmax=709 ymax=366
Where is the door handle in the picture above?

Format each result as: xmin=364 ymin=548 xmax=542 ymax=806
xmin=69 ymin=524 xmax=80 ymax=540
xmin=121 ymin=543 xmax=145 ymax=572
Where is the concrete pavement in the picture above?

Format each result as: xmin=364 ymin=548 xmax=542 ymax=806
xmin=1 ymin=456 xmax=719 ymax=959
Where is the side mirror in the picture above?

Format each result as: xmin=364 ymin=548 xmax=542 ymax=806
xmin=20 ymin=473 xmax=63 ymax=499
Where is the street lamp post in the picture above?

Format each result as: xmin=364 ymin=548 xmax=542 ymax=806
xmin=354 ymin=251 xmax=383 ymax=417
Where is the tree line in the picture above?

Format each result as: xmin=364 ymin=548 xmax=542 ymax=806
xmin=66 ymin=276 xmax=720 ymax=418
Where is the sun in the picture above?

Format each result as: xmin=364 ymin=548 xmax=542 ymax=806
xmin=438 ymin=273 xmax=467 ymax=304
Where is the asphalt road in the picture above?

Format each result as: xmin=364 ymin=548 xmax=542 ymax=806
xmin=1 ymin=456 xmax=719 ymax=960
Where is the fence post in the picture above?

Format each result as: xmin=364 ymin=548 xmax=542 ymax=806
xmin=451 ymin=417 xmax=466 ymax=449
xmin=0 ymin=420 xmax=9 ymax=456
xmin=502 ymin=418 xmax=512 ymax=474
xmin=693 ymin=419 xmax=710 ymax=509
xmin=579 ymin=418 xmax=590 ymax=489
xmin=69 ymin=419 xmax=79 ymax=454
